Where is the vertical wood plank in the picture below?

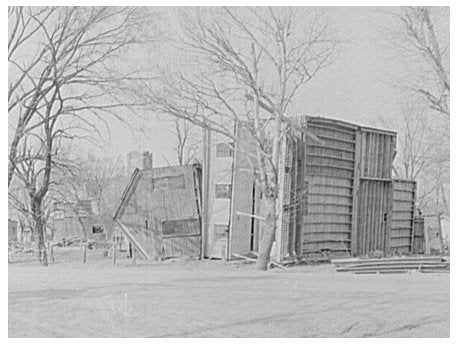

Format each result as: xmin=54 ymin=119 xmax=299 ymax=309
xmin=351 ymin=129 xmax=361 ymax=256
xmin=368 ymin=180 xmax=375 ymax=253
xmin=410 ymin=181 xmax=417 ymax=254
xmin=385 ymin=180 xmax=394 ymax=255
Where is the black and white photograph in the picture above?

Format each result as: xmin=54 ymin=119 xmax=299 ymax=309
xmin=7 ymin=3 xmax=451 ymax=339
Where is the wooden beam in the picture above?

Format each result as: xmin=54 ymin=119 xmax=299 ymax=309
xmin=410 ymin=181 xmax=417 ymax=254
xmin=113 ymin=168 xmax=140 ymax=220
xmin=201 ymin=127 xmax=211 ymax=260
xmin=116 ymin=219 xmax=150 ymax=260
xmin=234 ymin=211 xmax=267 ymax=221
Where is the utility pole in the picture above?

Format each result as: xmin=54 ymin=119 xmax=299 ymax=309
xmin=201 ymin=124 xmax=211 ymax=260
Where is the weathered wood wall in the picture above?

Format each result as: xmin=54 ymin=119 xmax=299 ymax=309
xmin=354 ymin=129 xmax=396 ymax=256
xmin=301 ymin=117 xmax=357 ymax=257
xmin=390 ymin=179 xmax=417 ymax=255
xmin=230 ymin=122 xmax=258 ymax=257
xmin=115 ymin=164 xmax=202 ymax=260
xmin=424 ymin=215 xmax=444 ymax=254
xmin=52 ymin=215 xmax=109 ymax=242
xmin=283 ymin=135 xmax=306 ymax=258
xmin=279 ymin=116 xmax=405 ymax=260
xmin=412 ymin=216 xmax=425 ymax=254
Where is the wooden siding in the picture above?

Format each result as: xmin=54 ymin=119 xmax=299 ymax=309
xmin=300 ymin=117 xmax=357 ymax=257
xmin=360 ymin=130 xmax=394 ymax=179
xmin=206 ymin=131 xmax=233 ymax=258
xmin=287 ymin=135 xmax=307 ymax=258
xmin=277 ymin=136 xmax=292 ymax=259
xmin=354 ymin=129 xmax=396 ymax=256
xmin=355 ymin=180 xmax=391 ymax=255
xmin=390 ymin=180 xmax=416 ymax=255
xmin=229 ymin=122 xmax=257 ymax=257
xmin=413 ymin=216 xmax=425 ymax=254
xmin=52 ymin=215 xmax=110 ymax=242
xmin=163 ymin=235 xmax=201 ymax=257
xmin=281 ymin=116 xmax=401 ymax=260
xmin=115 ymin=164 xmax=202 ymax=259
xmin=424 ymin=215 xmax=443 ymax=254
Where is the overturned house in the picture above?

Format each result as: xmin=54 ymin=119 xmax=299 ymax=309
xmin=114 ymin=164 xmax=203 ymax=260
xmin=276 ymin=117 xmax=423 ymax=260
xmin=114 ymin=116 xmax=424 ymax=262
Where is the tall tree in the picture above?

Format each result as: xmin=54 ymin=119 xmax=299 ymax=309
xmin=8 ymin=6 xmax=156 ymax=265
xmin=56 ymin=153 xmax=126 ymax=263
xmin=387 ymin=6 xmax=449 ymax=117
xmin=140 ymin=7 xmax=339 ymax=270
xmin=173 ymin=118 xmax=197 ymax=166
xmin=383 ymin=6 xmax=449 ymax=216
xmin=378 ymin=101 xmax=448 ymax=216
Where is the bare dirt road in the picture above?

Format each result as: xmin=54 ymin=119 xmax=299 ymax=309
xmin=8 ymin=251 xmax=449 ymax=337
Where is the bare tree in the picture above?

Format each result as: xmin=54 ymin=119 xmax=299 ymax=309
xmin=381 ymin=103 xmax=434 ymax=180
xmin=54 ymin=153 xmax=125 ymax=263
xmin=140 ymin=7 xmax=339 ymax=270
xmin=173 ymin=118 xmax=197 ymax=166
xmin=387 ymin=7 xmax=449 ymax=117
xmin=8 ymin=140 xmax=68 ymax=265
xmin=77 ymin=154 xmax=127 ymax=239
xmin=8 ymin=7 xmax=156 ymax=265
xmin=378 ymin=100 xmax=449 ymax=217
xmin=59 ymin=171 xmax=92 ymax=264
xmin=8 ymin=7 xmax=155 ymax=187
xmin=382 ymin=6 xmax=449 ymax=217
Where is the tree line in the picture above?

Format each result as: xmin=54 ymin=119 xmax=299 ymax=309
xmin=8 ymin=6 xmax=450 ymax=269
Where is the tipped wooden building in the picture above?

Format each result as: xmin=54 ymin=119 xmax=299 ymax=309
xmin=277 ymin=116 xmax=423 ymax=261
xmin=113 ymin=116 xmax=424 ymax=262
xmin=113 ymin=165 xmax=203 ymax=260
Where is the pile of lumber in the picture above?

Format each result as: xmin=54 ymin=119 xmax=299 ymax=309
xmin=332 ymin=256 xmax=450 ymax=274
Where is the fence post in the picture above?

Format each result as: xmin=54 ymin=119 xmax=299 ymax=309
xmin=132 ymin=247 xmax=137 ymax=266
xmin=113 ymin=233 xmax=117 ymax=265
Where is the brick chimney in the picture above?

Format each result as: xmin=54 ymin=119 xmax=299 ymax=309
xmin=142 ymin=151 xmax=153 ymax=170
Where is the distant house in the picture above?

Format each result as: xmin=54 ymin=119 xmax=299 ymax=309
xmin=51 ymin=198 xmax=110 ymax=242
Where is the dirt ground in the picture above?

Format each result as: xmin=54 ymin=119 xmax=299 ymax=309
xmin=8 ymin=248 xmax=450 ymax=338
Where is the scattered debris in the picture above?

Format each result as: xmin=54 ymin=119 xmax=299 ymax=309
xmin=332 ymin=256 xmax=449 ymax=274
xmin=232 ymin=253 xmax=288 ymax=271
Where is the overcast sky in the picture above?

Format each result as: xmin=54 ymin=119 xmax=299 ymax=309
xmin=73 ymin=6 xmax=449 ymax=167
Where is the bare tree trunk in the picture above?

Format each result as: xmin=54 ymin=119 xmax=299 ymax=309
xmin=36 ymin=217 xmax=48 ymax=266
xmin=50 ymin=244 xmax=55 ymax=263
xmin=8 ymin=137 xmax=19 ymax=187
xmin=31 ymin=197 xmax=48 ymax=266
xmin=77 ymin=217 xmax=88 ymax=264
xmin=255 ymin=197 xmax=277 ymax=271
